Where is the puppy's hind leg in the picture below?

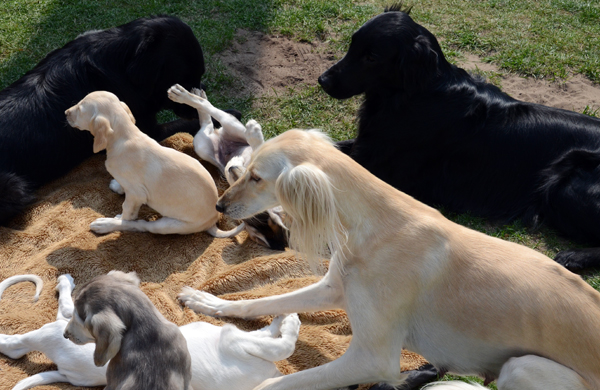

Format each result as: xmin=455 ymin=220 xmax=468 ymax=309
xmin=90 ymin=195 xmax=144 ymax=234
xmin=55 ymin=274 xmax=75 ymax=321
xmin=12 ymin=371 xmax=70 ymax=390
xmin=244 ymin=119 xmax=264 ymax=150
xmin=245 ymin=314 xmax=300 ymax=362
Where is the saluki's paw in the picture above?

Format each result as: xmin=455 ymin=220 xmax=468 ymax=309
xmin=245 ymin=119 xmax=264 ymax=149
xmin=178 ymin=287 xmax=232 ymax=317
xmin=109 ymin=179 xmax=125 ymax=194
xmin=280 ymin=313 xmax=301 ymax=335
xmin=167 ymin=84 xmax=193 ymax=104
xmin=90 ymin=217 xmax=121 ymax=234
xmin=56 ymin=274 xmax=75 ymax=290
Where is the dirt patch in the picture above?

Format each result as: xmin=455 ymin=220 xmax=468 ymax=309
xmin=216 ymin=30 xmax=336 ymax=96
xmin=460 ymin=54 xmax=600 ymax=113
xmin=217 ymin=31 xmax=600 ymax=114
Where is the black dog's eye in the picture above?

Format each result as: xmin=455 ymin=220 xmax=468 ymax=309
xmin=365 ymin=53 xmax=377 ymax=63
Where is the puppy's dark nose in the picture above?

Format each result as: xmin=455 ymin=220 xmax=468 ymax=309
xmin=63 ymin=331 xmax=69 ymax=339
xmin=216 ymin=204 xmax=225 ymax=213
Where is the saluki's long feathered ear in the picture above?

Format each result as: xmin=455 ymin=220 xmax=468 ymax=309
xmin=276 ymin=163 xmax=346 ymax=271
xmin=90 ymin=116 xmax=113 ymax=153
xmin=87 ymin=309 xmax=125 ymax=367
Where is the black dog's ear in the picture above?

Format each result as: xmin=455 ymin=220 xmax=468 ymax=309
xmin=396 ymin=33 xmax=439 ymax=95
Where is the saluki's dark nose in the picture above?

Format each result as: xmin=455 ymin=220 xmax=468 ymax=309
xmin=216 ymin=203 xmax=225 ymax=213
xmin=63 ymin=331 xmax=69 ymax=339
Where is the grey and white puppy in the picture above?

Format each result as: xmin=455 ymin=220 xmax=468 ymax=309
xmin=64 ymin=271 xmax=191 ymax=390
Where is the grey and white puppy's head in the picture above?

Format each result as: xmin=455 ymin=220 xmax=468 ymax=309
xmin=63 ymin=271 xmax=140 ymax=367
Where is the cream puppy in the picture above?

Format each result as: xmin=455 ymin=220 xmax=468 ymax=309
xmin=65 ymin=91 xmax=244 ymax=237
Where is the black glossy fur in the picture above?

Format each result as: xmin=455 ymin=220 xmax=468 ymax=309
xmin=318 ymin=6 xmax=600 ymax=271
xmin=0 ymin=15 xmax=205 ymax=224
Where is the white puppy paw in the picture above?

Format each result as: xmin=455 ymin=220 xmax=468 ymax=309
xmin=224 ymin=155 xmax=246 ymax=185
xmin=245 ymin=119 xmax=264 ymax=149
xmin=56 ymin=274 xmax=75 ymax=290
xmin=178 ymin=287 xmax=235 ymax=317
xmin=90 ymin=217 xmax=121 ymax=234
xmin=109 ymin=179 xmax=125 ymax=194
xmin=191 ymin=88 xmax=207 ymax=100
xmin=167 ymin=84 xmax=192 ymax=104
xmin=280 ymin=313 xmax=301 ymax=334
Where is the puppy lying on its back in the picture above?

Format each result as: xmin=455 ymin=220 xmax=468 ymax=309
xmin=1 ymin=274 xmax=301 ymax=390
xmin=65 ymin=91 xmax=244 ymax=237
xmin=63 ymin=271 xmax=192 ymax=390
xmin=167 ymin=84 xmax=288 ymax=249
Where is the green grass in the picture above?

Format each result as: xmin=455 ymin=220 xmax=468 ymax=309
xmin=2 ymin=1 xmax=600 ymax=388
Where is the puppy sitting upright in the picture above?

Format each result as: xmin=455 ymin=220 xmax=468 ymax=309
xmin=63 ymin=271 xmax=192 ymax=390
xmin=65 ymin=91 xmax=244 ymax=237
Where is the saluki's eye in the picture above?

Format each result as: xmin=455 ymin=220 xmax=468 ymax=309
xmin=251 ymin=174 xmax=261 ymax=183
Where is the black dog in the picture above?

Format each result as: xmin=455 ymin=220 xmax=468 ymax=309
xmin=318 ymin=5 xmax=600 ymax=271
xmin=0 ymin=15 xmax=205 ymax=225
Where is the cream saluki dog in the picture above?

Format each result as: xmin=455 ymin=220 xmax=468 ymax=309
xmin=0 ymin=274 xmax=300 ymax=390
xmin=64 ymin=91 xmax=244 ymax=237
xmin=179 ymin=129 xmax=600 ymax=390
xmin=167 ymin=84 xmax=288 ymax=250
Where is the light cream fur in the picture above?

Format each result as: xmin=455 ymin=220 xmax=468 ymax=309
xmin=64 ymin=91 xmax=244 ymax=237
xmin=180 ymin=129 xmax=600 ymax=390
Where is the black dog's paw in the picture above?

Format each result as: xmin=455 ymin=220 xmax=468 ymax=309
xmin=554 ymin=248 xmax=600 ymax=272
xmin=361 ymin=364 xmax=439 ymax=390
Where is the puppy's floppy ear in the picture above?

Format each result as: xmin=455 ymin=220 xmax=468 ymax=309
xmin=275 ymin=163 xmax=345 ymax=270
xmin=90 ymin=116 xmax=113 ymax=153
xmin=120 ymin=101 xmax=136 ymax=125
xmin=107 ymin=270 xmax=140 ymax=286
xmin=86 ymin=308 xmax=125 ymax=367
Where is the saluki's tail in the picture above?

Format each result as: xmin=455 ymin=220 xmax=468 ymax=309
xmin=206 ymin=221 xmax=246 ymax=238
xmin=0 ymin=274 xmax=44 ymax=302
xmin=0 ymin=172 xmax=36 ymax=226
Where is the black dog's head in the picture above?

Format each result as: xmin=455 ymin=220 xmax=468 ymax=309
xmin=318 ymin=5 xmax=447 ymax=99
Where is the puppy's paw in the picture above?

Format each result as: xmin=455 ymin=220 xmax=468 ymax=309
xmin=109 ymin=179 xmax=125 ymax=195
xmin=90 ymin=217 xmax=121 ymax=234
xmin=191 ymin=88 xmax=207 ymax=100
xmin=245 ymin=119 xmax=264 ymax=149
xmin=56 ymin=274 xmax=75 ymax=291
xmin=178 ymin=287 xmax=234 ymax=317
xmin=167 ymin=84 xmax=191 ymax=104
xmin=280 ymin=313 xmax=301 ymax=335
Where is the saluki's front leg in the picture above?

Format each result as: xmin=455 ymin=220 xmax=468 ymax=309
xmin=254 ymin=340 xmax=406 ymax=390
xmin=179 ymin=261 xmax=345 ymax=318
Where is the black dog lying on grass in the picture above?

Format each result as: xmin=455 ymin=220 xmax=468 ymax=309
xmin=0 ymin=15 xmax=205 ymax=225
xmin=319 ymin=5 xmax=600 ymax=271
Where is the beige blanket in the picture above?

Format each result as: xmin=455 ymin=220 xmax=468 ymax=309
xmin=0 ymin=133 xmax=427 ymax=390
